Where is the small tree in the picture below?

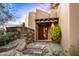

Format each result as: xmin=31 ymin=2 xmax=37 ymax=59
xmin=0 ymin=3 xmax=14 ymax=32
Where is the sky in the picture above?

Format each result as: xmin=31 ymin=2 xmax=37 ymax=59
xmin=6 ymin=3 xmax=50 ymax=26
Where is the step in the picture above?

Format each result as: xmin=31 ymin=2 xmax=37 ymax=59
xmin=22 ymin=48 xmax=43 ymax=56
xmin=35 ymin=40 xmax=52 ymax=43
xmin=26 ymin=44 xmax=46 ymax=49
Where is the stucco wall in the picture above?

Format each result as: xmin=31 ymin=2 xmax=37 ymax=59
xmin=25 ymin=15 xmax=28 ymax=27
xmin=58 ymin=3 xmax=79 ymax=55
xmin=36 ymin=9 xmax=50 ymax=19
xmin=28 ymin=9 xmax=50 ymax=30
xmin=28 ymin=9 xmax=50 ymax=41
xmin=58 ymin=4 xmax=70 ymax=55
xmin=28 ymin=12 xmax=36 ymax=30
xmin=49 ymin=9 xmax=58 ymax=18
xmin=69 ymin=3 xmax=79 ymax=55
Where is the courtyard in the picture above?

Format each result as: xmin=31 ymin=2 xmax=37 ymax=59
xmin=0 ymin=3 xmax=79 ymax=56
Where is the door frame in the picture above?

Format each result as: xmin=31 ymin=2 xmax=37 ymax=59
xmin=35 ymin=18 xmax=59 ymax=41
xmin=36 ymin=23 xmax=51 ymax=41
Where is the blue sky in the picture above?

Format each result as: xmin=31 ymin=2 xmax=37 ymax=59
xmin=6 ymin=3 xmax=50 ymax=26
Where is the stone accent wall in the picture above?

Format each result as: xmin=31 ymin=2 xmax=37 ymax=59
xmin=6 ymin=26 xmax=35 ymax=44
xmin=20 ymin=27 xmax=35 ymax=44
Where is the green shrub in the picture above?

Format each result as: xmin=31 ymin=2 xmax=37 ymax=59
xmin=50 ymin=25 xmax=61 ymax=43
xmin=0 ymin=29 xmax=4 ymax=35
xmin=50 ymin=50 xmax=62 ymax=56
xmin=0 ymin=32 xmax=17 ymax=46
xmin=6 ymin=32 xmax=16 ymax=41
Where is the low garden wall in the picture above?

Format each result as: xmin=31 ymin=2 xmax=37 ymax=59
xmin=6 ymin=26 xmax=35 ymax=44
xmin=0 ymin=26 xmax=34 ymax=54
xmin=0 ymin=39 xmax=26 ymax=56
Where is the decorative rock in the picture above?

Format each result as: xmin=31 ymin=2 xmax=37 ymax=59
xmin=19 ymin=27 xmax=34 ymax=44
xmin=0 ymin=39 xmax=18 ymax=52
xmin=0 ymin=49 xmax=16 ymax=56
xmin=0 ymin=39 xmax=26 ymax=56
xmin=15 ymin=51 xmax=23 ymax=56
xmin=16 ymin=39 xmax=26 ymax=52
xmin=22 ymin=48 xmax=43 ymax=56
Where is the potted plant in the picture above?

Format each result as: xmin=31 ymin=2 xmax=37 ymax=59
xmin=50 ymin=25 xmax=61 ymax=43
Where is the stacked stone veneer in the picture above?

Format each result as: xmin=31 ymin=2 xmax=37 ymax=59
xmin=6 ymin=26 xmax=35 ymax=44
xmin=20 ymin=27 xmax=35 ymax=44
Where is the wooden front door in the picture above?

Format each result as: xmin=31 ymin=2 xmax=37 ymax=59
xmin=38 ymin=23 xmax=51 ymax=40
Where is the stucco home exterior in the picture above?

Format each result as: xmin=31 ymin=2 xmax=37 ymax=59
xmin=25 ymin=3 xmax=79 ymax=55
xmin=26 ymin=6 xmax=59 ymax=42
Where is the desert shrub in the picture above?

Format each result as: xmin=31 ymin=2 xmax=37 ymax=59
xmin=0 ymin=29 xmax=5 ymax=35
xmin=50 ymin=50 xmax=62 ymax=56
xmin=6 ymin=27 xmax=21 ymax=39
xmin=0 ymin=32 xmax=17 ymax=46
xmin=6 ymin=32 xmax=16 ymax=41
xmin=50 ymin=25 xmax=61 ymax=43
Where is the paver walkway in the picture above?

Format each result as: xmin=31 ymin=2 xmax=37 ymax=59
xmin=22 ymin=42 xmax=64 ymax=56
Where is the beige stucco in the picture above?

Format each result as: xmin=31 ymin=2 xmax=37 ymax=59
xmin=28 ymin=12 xmax=36 ymax=30
xmin=58 ymin=3 xmax=79 ymax=55
xmin=49 ymin=9 xmax=58 ymax=18
xmin=36 ymin=9 xmax=50 ymax=19
xmin=58 ymin=4 xmax=70 ymax=55
xmin=27 ymin=9 xmax=51 ymax=41
xmin=25 ymin=15 xmax=28 ymax=27
xmin=69 ymin=3 xmax=79 ymax=55
xmin=28 ymin=9 xmax=50 ymax=30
